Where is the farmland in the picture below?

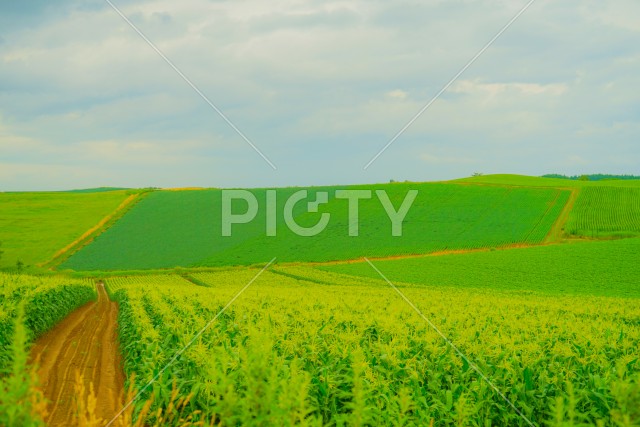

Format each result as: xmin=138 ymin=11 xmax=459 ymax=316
xmin=61 ymin=182 xmax=569 ymax=270
xmin=319 ymin=238 xmax=640 ymax=298
xmin=0 ymin=190 xmax=134 ymax=269
xmin=0 ymin=273 xmax=96 ymax=426
xmin=455 ymin=175 xmax=640 ymax=240
xmin=0 ymin=273 xmax=96 ymax=371
xmin=565 ymin=187 xmax=640 ymax=238
xmin=454 ymin=174 xmax=640 ymax=188
xmin=4 ymin=1 xmax=640 ymax=424
xmin=0 ymin=174 xmax=639 ymax=426
xmin=102 ymin=268 xmax=640 ymax=426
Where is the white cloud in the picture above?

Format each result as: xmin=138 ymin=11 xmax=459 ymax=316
xmin=579 ymin=0 xmax=640 ymax=33
xmin=0 ymin=0 xmax=638 ymax=189
xmin=75 ymin=139 xmax=206 ymax=165
xmin=451 ymin=80 xmax=568 ymax=97
xmin=0 ymin=117 xmax=48 ymax=153
xmin=386 ymin=90 xmax=408 ymax=100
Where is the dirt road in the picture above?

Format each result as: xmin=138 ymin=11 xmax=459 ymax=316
xmin=544 ymin=187 xmax=580 ymax=243
xmin=30 ymin=282 xmax=124 ymax=426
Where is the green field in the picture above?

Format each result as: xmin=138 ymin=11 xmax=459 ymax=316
xmin=0 ymin=191 xmax=132 ymax=269
xmin=61 ymin=183 xmax=569 ymax=270
xmin=318 ymin=238 xmax=640 ymax=298
xmin=64 ymin=187 xmax=131 ymax=193
xmin=565 ymin=187 xmax=640 ymax=238
xmin=105 ymin=268 xmax=640 ymax=426
xmin=454 ymin=174 xmax=640 ymax=188
xmin=1 ymin=174 xmax=639 ymax=426
xmin=453 ymin=175 xmax=640 ymax=240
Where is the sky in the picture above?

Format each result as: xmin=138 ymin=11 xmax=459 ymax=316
xmin=0 ymin=0 xmax=638 ymax=190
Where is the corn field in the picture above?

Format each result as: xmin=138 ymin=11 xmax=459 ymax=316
xmin=106 ymin=268 xmax=640 ymax=426
xmin=0 ymin=273 xmax=96 ymax=372
xmin=0 ymin=273 xmax=96 ymax=426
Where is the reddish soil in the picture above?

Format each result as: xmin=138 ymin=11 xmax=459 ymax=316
xmin=30 ymin=283 xmax=124 ymax=426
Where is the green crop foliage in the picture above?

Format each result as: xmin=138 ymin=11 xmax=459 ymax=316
xmin=0 ymin=273 xmax=96 ymax=372
xmin=454 ymin=175 xmax=640 ymax=239
xmin=0 ymin=304 xmax=46 ymax=427
xmin=62 ymin=183 xmax=568 ymax=270
xmin=319 ymin=237 xmax=640 ymax=298
xmin=106 ymin=268 xmax=640 ymax=426
xmin=0 ymin=190 xmax=131 ymax=268
xmin=0 ymin=273 xmax=96 ymax=425
xmin=454 ymin=174 xmax=640 ymax=188
xmin=565 ymin=187 xmax=640 ymax=238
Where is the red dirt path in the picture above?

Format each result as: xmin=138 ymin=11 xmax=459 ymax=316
xmin=30 ymin=283 xmax=124 ymax=426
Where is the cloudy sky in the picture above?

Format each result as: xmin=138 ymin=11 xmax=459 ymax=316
xmin=1 ymin=0 xmax=638 ymax=190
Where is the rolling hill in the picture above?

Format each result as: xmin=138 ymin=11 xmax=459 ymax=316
xmin=0 ymin=190 xmax=135 ymax=269
xmin=60 ymin=182 xmax=569 ymax=270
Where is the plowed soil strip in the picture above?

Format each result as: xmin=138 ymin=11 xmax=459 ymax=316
xmin=30 ymin=283 xmax=124 ymax=426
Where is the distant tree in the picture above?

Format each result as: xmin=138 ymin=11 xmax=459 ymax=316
xmin=542 ymin=174 xmax=569 ymax=179
xmin=389 ymin=179 xmax=396 ymax=183
xmin=472 ymin=172 xmax=484 ymax=177
xmin=543 ymin=173 xmax=640 ymax=181
xmin=586 ymin=174 xmax=640 ymax=181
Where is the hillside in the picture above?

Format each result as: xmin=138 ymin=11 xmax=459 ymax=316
xmin=453 ymin=174 xmax=640 ymax=188
xmin=4 ymin=175 xmax=638 ymax=272
xmin=565 ymin=187 xmax=640 ymax=237
xmin=455 ymin=175 xmax=640 ymax=238
xmin=0 ymin=191 xmax=134 ymax=269
xmin=60 ymin=182 xmax=569 ymax=270
xmin=318 ymin=238 xmax=640 ymax=298
xmin=542 ymin=173 xmax=640 ymax=181
xmin=2 ymin=175 xmax=640 ymax=426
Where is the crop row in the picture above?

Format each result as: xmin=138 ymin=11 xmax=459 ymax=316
xmin=321 ymin=237 xmax=640 ymax=299
xmin=107 ymin=268 xmax=640 ymax=426
xmin=0 ymin=273 xmax=96 ymax=372
xmin=566 ymin=187 xmax=640 ymax=237
xmin=0 ymin=273 xmax=96 ymax=426
xmin=64 ymin=184 xmax=570 ymax=270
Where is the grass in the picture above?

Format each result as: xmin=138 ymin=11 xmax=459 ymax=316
xmin=0 ymin=191 xmax=133 ymax=269
xmin=61 ymin=182 xmax=569 ymax=270
xmin=318 ymin=237 xmax=640 ymax=298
